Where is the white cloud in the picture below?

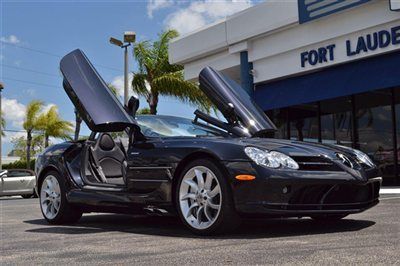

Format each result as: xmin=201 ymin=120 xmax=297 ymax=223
xmin=164 ymin=0 xmax=253 ymax=35
xmin=0 ymin=35 xmax=20 ymax=44
xmin=42 ymin=103 xmax=56 ymax=114
xmin=110 ymin=73 xmax=136 ymax=100
xmin=1 ymin=131 xmax=26 ymax=143
xmin=3 ymin=131 xmax=25 ymax=144
xmin=2 ymin=98 xmax=26 ymax=128
xmin=147 ymin=0 xmax=174 ymax=18
xmin=165 ymin=8 xmax=207 ymax=35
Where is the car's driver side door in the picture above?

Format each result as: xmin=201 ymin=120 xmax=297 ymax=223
xmin=125 ymin=137 xmax=173 ymax=195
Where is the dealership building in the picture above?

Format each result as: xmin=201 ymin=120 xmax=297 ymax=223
xmin=169 ymin=0 xmax=400 ymax=185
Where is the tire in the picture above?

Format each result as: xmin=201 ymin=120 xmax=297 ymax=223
xmin=311 ymin=214 xmax=348 ymax=222
xmin=39 ymin=170 xmax=82 ymax=224
xmin=175 ymin=159 xmax=241 ymax=235
xmin=21 ymin=194 xmax=33 ymax=199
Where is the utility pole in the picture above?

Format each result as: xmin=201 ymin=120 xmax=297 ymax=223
xmin=109 ymin=31 xmax=136 ymax=105
xmin=0 ymin=82 xmax=4 ymax=170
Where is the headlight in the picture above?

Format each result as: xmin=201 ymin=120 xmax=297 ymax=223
xmin=244 ymin=147 xmax=299 ymax=169
xmin=353 ymin=149 xmax=375 ymax=167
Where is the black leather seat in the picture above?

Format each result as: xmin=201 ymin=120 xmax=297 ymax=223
xmin=90 ymin=133 xmax=126 ymax=179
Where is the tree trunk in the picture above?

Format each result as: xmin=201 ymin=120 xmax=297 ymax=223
xmin=26 ymin=130 xmax=32 ymax=169
xmin=148 ymin=92 xmax=159 ymax=115
xmin=74 ymin=109 xmax=82 ymax=141
xmin=45 ymin=134 xmax=49 ymax=148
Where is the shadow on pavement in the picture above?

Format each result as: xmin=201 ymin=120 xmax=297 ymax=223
xmin=24 ymin=214 xmax=375 ymax=239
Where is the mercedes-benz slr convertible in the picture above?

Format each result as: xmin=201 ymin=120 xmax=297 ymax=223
xmin=35 ymin=49 xmax=381 ymax=235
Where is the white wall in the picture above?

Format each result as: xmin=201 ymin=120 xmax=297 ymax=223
xmin=169 ymin=0 xmax=400 ymax=84
xmin=251 ymin=0 xmax=400 ymax=83
xmin=169 ymin=1 xmax=298 ymax=81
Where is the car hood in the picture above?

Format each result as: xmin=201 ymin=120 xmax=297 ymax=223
xmin=199 ymin=67 xmax=277 ymax=137
xmin=60 ymin=49 xmax=137 ymax=132
xmin=238 ymin=138 xmax=345 ymax=158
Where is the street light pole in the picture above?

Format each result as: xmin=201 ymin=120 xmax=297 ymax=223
xmin=0 ymin=82 xmax=3 ymax=171
xmin=109 ymin=32 xmax=136 ymax=105
xmin=124 ymin=44 xmax=129 ymax=105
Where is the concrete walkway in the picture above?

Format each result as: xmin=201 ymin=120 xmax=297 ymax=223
xmin=380 ymin=187 xmax=400 ymax=194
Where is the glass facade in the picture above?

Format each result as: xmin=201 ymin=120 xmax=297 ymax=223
xmin=268 ymin=87 xmax=400 ymax=185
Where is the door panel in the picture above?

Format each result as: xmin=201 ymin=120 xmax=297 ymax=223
xmin=1 ymin=171 xmax=35 ymax=195
xmin=60 ymin=49 xmax=137 ymax=132
xmin=126 ymin=139 xmax=172 ymax=194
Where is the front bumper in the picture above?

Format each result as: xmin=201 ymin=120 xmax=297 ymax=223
xmin=223 ymin=161 xmax=381 ymax=217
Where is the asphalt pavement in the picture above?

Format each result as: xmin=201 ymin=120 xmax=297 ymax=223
xmin=1 ymin=195 xmax=399 ymax=265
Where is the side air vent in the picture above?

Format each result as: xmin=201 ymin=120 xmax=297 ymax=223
xmin=336 ymin=153 xmax=354 ymax=168
xmin=292 ymin=156 xmax=343 ymax=171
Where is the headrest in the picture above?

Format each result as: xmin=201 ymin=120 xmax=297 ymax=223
xmin=99 ymin=134 xmax=115 ymax=151
xmin=125 ymin=96 xmax=140 ymax=117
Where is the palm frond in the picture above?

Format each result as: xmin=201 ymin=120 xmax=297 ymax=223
xmin=23 ymin=100 xmax=44 ymax=131
xmin=131 ymin=73 xmax=150 ymax=98
xmin=133 ymin=41 xmax=154 ymax=74
xmin=1 ymin=111 xmax=5 ymax=137
xmin=38 ymin=105 xmax=73 ymax=140
xmin=152 ymin=71 xmax=213 ymax=112
xmin=154 ymin=30 xmax=182 ymax=75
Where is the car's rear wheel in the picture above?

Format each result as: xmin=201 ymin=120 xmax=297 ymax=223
xmin=40 ymin=171 xmax=82 ymax=224
xmin=311 ymin=214 xmax=348 ymax=221
xmin=176 ymin=159 xmax=240 ymax=235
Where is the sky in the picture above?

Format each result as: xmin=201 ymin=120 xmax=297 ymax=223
xmin=0 ymin=0 xmax=256 ymax=156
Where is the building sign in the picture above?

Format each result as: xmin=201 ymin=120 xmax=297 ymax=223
xmin=300 ymin=25 xmax=400 ymax=67
xmin=298 ymin=0 xmax=372 ymax=24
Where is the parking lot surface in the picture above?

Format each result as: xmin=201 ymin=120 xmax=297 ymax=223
xmin=1 ymin=195 xmax=399 ymax=265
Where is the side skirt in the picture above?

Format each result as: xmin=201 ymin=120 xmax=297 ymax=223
xmin=66 ymin=188 xmax=175 ymax=215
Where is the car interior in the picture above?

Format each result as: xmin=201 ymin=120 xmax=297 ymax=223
xmin=84 ymin=96 xmax=139 ymax=187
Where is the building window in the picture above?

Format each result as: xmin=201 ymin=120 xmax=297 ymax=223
xmin=356 ymin=89 xmax=394 ymax=180
xmin=267 ymin=108 xmax=288 ymax=139
xmin=320 ymin=96 xmax=353 ymax=147
xmin=288 ymin=104 xmax=319 ymax=142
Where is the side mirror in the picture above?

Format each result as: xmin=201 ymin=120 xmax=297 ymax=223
xmin=124 ymin=96 xmax=139 ymax=117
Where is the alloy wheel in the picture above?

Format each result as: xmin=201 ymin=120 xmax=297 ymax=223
xmin=40 ymin=175 xmax=61 ymax=220
xmin=179 ymin=166 xmax=222 ymax=230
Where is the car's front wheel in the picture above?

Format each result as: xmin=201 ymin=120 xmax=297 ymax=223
xmin=39 ymin=171 xmax=82 ymax=224
xmin=176 ymin=159 xmax=240 ymax=235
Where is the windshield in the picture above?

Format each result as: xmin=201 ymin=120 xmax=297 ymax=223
xmin=136 ymin=115 xmax=225 ymax=138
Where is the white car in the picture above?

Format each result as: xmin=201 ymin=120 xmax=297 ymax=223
xmin=0 ymin=169 xmax=37 ymax=198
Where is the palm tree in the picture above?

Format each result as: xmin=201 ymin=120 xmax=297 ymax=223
xmin=11 ymin=135 xmax=44 ymax=159
xmin=132 ymin=29 xmax=211 ymax=115
xmin=73 ymin=109 xmax=82 ymax=141
xmin=1 ymin=111 xmax=5 ymax=137
xmin=37 ymin=106 xmax=73 ymax=147
xmin=23 ymin=100 xmax=43 ymax=169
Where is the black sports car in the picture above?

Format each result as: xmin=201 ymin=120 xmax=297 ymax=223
xmin=35 ymin=49 xmax=381 ymax=235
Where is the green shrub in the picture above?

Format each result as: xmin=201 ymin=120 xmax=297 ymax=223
xmin=3 ymin=159 xmax=36 ymax=170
